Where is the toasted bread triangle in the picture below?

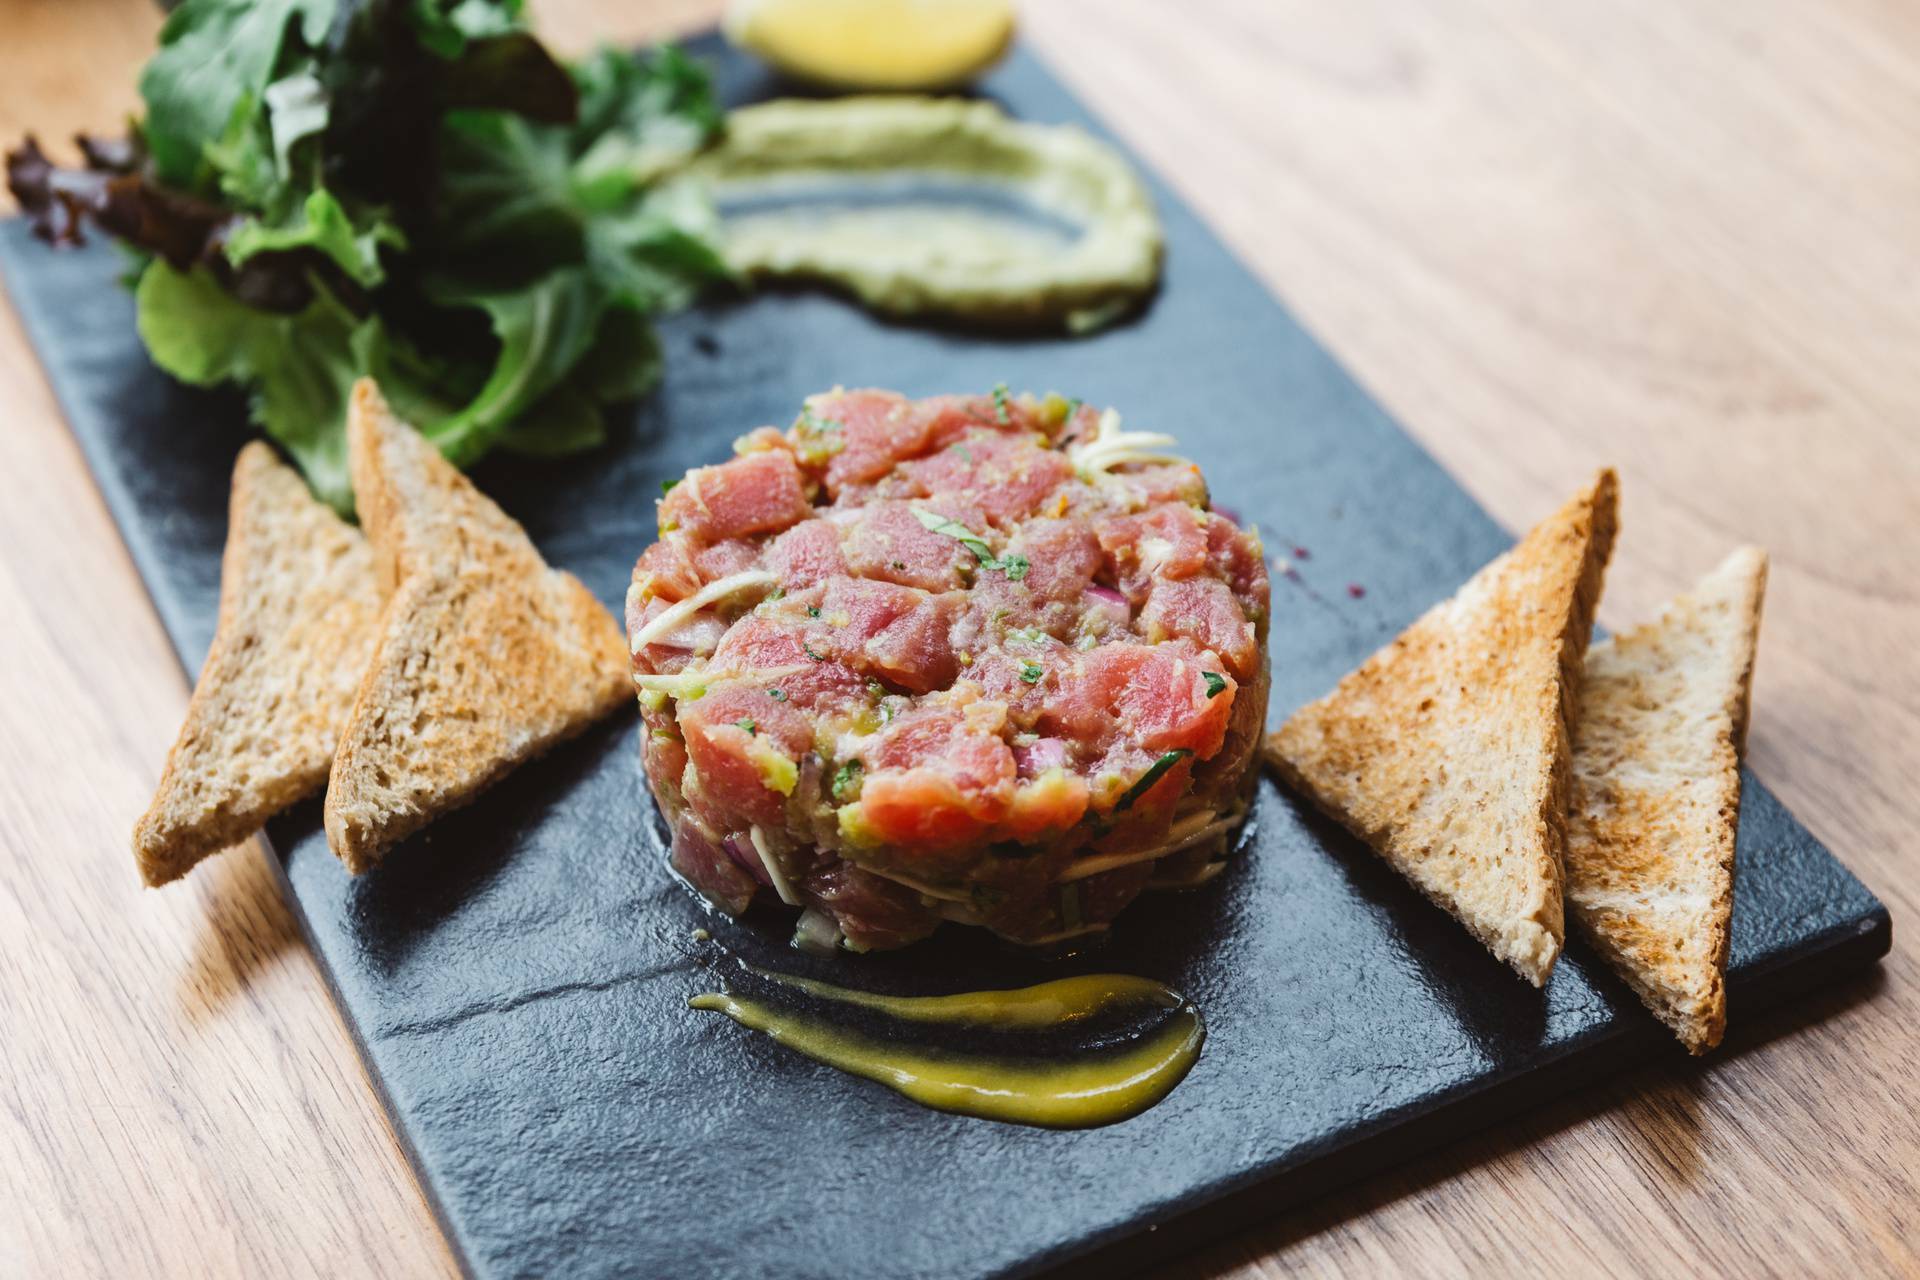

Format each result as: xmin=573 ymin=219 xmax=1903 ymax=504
xmin=1566 ymin=547 xmax=1767 ymax=1052
xmin=324 ymin=381 xmax=631 ymax=872
xmin=133 ymin=443 xmax=381 ymax=885
xmin=1265 ymin=470 xmax=1619 ymax=984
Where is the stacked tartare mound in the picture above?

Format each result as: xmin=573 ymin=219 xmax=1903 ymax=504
xmin=628 ymin=388 xmax=1270 ymax=950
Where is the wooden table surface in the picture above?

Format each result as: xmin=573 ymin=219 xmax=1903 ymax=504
xmin=4 ymin=0 xmax=1915 ymax=1274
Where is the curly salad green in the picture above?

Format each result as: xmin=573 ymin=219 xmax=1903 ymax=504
xmin=6 ymin=0 xmax=733 ymax=510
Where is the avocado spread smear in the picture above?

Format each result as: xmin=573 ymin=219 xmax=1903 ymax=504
xmin=689 ymin=97 xmax=1163 ymax=332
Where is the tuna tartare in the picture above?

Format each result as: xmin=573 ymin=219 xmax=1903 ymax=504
xmin=628 ymin=388 xmax=1269 ymax=951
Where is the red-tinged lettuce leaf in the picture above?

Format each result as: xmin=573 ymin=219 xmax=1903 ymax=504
xmin=6 ymin=135 xmax=232 ymax=263
xmin=9 ymin=0 xmax=728 ymax=510
xmin=4 ymin=132 xmax=375 ymax=317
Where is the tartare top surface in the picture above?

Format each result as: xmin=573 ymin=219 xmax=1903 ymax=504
xmin=627 ymin=388 xmax=1270 ymax=940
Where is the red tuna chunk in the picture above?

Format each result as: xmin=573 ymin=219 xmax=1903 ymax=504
xmin=660 ymin=449 xmax=811 ymax=541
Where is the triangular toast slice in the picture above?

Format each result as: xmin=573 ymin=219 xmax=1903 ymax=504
xmin=1264 ymin=470 xmax=1619 ymax=984
xmin=324 ymin=381 xmax=631 ymax=872
xmin=1565 ymin=547 xmax=1767 ymax=1052
xmin=133 ymin=443 xmax=381 ymax=885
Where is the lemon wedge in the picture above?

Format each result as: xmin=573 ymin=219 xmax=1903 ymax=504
xmin=724 ymin=0 xmax=1016 ymax=92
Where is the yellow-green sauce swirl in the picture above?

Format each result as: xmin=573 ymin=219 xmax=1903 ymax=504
xmin=690 ymin=971 xmax=1203 ymax=1129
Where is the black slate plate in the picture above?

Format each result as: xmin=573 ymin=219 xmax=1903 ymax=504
xmin=1 ymin=36 xmax=1889 ymax=1280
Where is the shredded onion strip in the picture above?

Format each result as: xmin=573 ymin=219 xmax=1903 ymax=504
xmin=629 ymin=570 xmax=778 ymax=653
xmin=632 ymin=662 xmax=810 ymax=697
xmin=749 ymin=825 xmax=802 ymax=907
xmin=1053 ymin=811 xmax=1233 ymax=883
xmin=1068 ymin=408 xmax=1192 ymax=476
xmin=862 ymin=863 xmax=973 ymax=904
xmin=1021 ymin=922 xmax=1113 ymax=945
xmin=1149 ymin=860 xmax=1228 ymax=890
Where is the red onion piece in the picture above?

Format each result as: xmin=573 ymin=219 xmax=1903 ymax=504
xmin=720 ymin=833 xmax=773 ymax=887
xmin=1082 ymin=584 xmax=1129 ymax=627
xmin=1014 ymin=737 xmax=1071 ymax=779
xmin=645 ymin=615 xmax=728 ymax=656
xmin=792 ymin=907 xmax=845 ymax=955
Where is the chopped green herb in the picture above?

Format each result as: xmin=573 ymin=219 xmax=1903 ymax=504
xmin=910 ymin=506 xmax=1029 ymax=580
xmin=1203 ymin=672 xmax=1228 ymax=698
xmin=803 ymin=642 xmax=827 ymax=662
xmin=1065 ymin=397 xmax=1084 ymax=422
xmin=1019 ymin=661 xmax=1043 ymax=684
xmin=767 ymin=586 xmax=785 ymax=601
xmin=831 ymin=759 xmax=864 ymax=802
xmin=791 ymin=407 xmax=847 ymax=463
xmin=952 ymin=442 xmax=974 ymax=464
xmin=992 ymin=382 xmax=1011 ymax=423
xmin=1114 ymin=749 xmax=1192 ymax=813
xmin=889 ymin=559 xmax=907 ymax=570
xmin=661 ymin=478 xmax=680 ymax=496
xmin=767 ymin=688 xmax=788 ymax=701
xmin=911 ymin=506 xmax=995 ymax=561
xmin=734 ymin=718 xmax=757 ymax=735
xmin=807 ymin=605 xmax=821 ymax=618
xmin=865 ymin=680 xmax=886 ymax=699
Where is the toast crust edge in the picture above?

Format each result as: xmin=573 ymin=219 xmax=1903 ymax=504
xmin=1265 ymin=469 xmax=1619 ymax=985
xmin=1567 ymin=546 xmax=1767 ymax=1053
xmin=132 ymin=443 xmax=379 ymax=885
xmin=322 ymin=381 xmax=630 ymax=873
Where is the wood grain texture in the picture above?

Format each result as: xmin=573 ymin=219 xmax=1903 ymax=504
xmin=1 ymin=0 xmax=1913 ymax=1275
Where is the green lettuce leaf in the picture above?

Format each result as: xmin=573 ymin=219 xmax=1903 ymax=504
xmin=135 ymin=259 xmax=367 ymax=508
xmin=433 ymin=45 xmax=733 ymax=307
xmin=405 ymin=0 xmax=527 ymax=58
xmin=421 ymin=265 xmax=611 ymax=465
xmin=225 ymin=188 xmax=404 ymax=287
xmin=140 ymin=0 xmax=338 ymax=188
xmin=570 ymin=44 xmax=720 ymax=189
xmin=22 ymin=0 xmax=730 ymax=512
xmin=491 ymin=302 xmax=664 ymax=457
